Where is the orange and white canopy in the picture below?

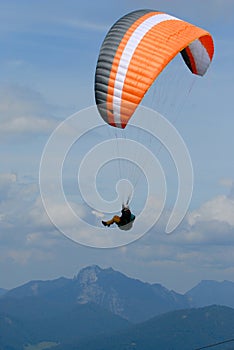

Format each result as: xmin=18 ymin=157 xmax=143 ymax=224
xmin=95 ymin=10 xmax=214 ymax=128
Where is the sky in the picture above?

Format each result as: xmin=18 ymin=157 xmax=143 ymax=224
xmin=0 ymin=0 xmax=234 ymax=293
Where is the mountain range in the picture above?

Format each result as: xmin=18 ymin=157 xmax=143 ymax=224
xmin=54 ymin=305 xmax=234 ymax=350
xmin=1 ymin=265 xmax=234 ymax=350
xmin=4 ymin=265 xmax=234 ymax=321
xmin=3 ymin=265 xmax=190 ymax=323
xmin=0 ymin=288 xmax=7 ymax=296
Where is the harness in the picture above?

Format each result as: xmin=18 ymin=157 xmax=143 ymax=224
xmin=117 ymin=213 xmax=136 ymax=230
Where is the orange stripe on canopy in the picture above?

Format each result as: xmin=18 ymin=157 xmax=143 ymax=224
xmin=120 ymin=20 xmax=211 ymax=126
xmin=107 ymin=11 xmax=162 ymax=127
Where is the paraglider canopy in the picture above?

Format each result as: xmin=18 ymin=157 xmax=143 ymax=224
xmin=95 ymin=9 xmax=214 ymax=129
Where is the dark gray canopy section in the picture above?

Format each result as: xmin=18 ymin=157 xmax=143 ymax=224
xmin=94 ymin=9 xmax=152 ymax=125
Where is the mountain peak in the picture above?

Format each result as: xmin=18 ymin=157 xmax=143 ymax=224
xmin=194 ymin=280 xmax=234 ymax=289
xmin=186 ymin=279 xmax=234 ymax=308
xmin=75 ymin=265 xmax=116 ymax=284
xmin=75 ymin=265 xmax=104 ymax=285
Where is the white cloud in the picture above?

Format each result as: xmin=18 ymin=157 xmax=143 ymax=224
xmin=0 ymin=84 xmax=59 ymax=136
xmin=25 ymin=231 xmax=62 ymax=249
xmin=6 ymin=249 xmax=33 ymax=265
xmin=0 ymin=173 xmax=17 ymax=183
xmin=188 ymin=195 xmax=234 ymax=227
xmin=4 ymin=248 xmax=55 ymax=265
xmin=27 ymin=196 xmax=53 ymax=229
xmin=0 ymin=174 xmax=68 ymax=266
xmin=220 ymin=178 xmax=234 ymax=188
xmin=59 ymin=18 xmax=108 ymax=32
xmin=0 ymin=116 xmax=56 ymax=134
xmin=92 ymin=210 xmax=104 ymax=219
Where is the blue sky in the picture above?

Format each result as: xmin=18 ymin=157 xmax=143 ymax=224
xmin=0 ymin=0 xmax=234 ymax=293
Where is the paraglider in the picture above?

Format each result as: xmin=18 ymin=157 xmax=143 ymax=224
xmin=102 ymin=204 xmax=135 ymax=230
xmin=94 ymin=9 xmax=214 ymax=229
